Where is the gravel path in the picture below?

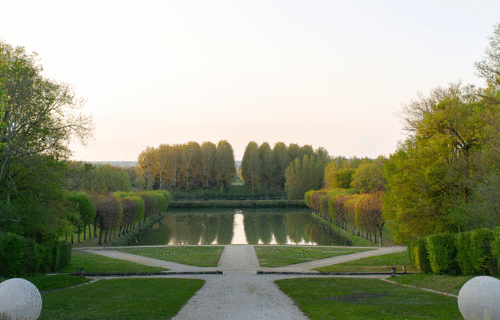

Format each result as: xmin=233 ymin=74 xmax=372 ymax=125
xmin=82 ymin=245 xmax=406 ymax=319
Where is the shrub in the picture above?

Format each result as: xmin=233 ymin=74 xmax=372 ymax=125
xmin=426 ymin=233 xmax=458 ymax=275
xmin=407 ymin=240 xmax=416 ymax=266
xmin=58 ymin=241 xmax=72 ymax=270
xmin=470 ymin=228 xmax=496 ymax=275
xmin=456 ymin=232 xmax=474 ymax=275
xmin=22 ymin=238 xmax=42 ymax=276
xmin=414 ymin=237 xmax=432 ymax=273
xmin=0 ymin=232 xmax=25 ymax=277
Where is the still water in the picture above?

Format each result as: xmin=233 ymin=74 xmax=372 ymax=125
xmin=131 ymin=208 xmax=352 ymax=246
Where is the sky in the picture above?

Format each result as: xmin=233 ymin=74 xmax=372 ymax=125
xmin=1 ymin=0 xmax=499 ymax=161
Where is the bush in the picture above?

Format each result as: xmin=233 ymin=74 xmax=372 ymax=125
xmin=456 ymin=232 xmax=474 ymax=275
xmin=426 ymin=233 xmax=458 ymax=275
xmin=407 ymin=240 xmax=416 ymax=266
xmin=414 ymin=237 xmax=432 ymax=273
xmin=22 ymin=238 xmax=42 ymax=276
xmin=0 ymin=232 xmax=25 ymax=277
xmin=59 ymin=241 xmax=72 ymax=270
xmin=470 ymin=228 xmax=496 ymax=275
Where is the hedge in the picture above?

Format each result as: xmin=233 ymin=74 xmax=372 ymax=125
xmin=414 ymin=237 xmax=432 ymax=273
xmin=470 ymin=228 xmax=496 ymax=275
xmin=426 ymin=233 xmax=458 ymax=275
xmin=0 ymin=232 xmax=72 ymax=277
xmin=456 ymin=232 xmax=474 ymax=275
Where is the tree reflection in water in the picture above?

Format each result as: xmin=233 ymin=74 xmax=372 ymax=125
xmin=130 ymin=208 xmax=352 ymax=246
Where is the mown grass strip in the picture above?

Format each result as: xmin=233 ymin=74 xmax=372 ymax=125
xmin=313 ymin=250 xmax=418 ymax=273
xmin=275 ymin=277 xmax=462 ymax=320
xmin=115 ymin=246 xmax=224 ymax=267
xmin=388 ymin=273 xmax=482 ymax=296
xmin=311 ymin=214 xmax=378 ymax=247
xmin=57 ymin=250 xmax=168 ymax=274
xmin=0 ymin=274 xmax=91 ymax=292
xmin=255 ymin=246 xmax=371 ymax=268
xmin=39 ymin=278 xmax=204 ymax=320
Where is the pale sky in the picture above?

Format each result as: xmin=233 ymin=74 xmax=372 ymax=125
xmin=2 ymin=0 xmax=499 ymax=161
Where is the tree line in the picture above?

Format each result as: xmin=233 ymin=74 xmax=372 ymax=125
xmin=135 ymin=141 xmax=236 ymax=192
xmin=240 ymin=141 xmax=330 ymax=199
xmin=305 ymin=189 xmax=384 ymax=245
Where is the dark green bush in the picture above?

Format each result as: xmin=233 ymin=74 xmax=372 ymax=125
xmin=426 ymin=233 xmax=458 ymax=275
xmin=407 ymin=240 xmax=416 ymax=266
xmin=51 ymin=241 xmax=62 ymax=272
xmin=58 ymin=241 xmax=72 ymax=270
xmin=471 ymin=228 xmax=496 ymax=275
xmin=415 ymin=237 xmax=432 ymax=273
xmin=456 ymin=232 xmax=474 ymax=275
xmin=22 ymin=238 xmax=42 ymax=276
xmin=0 ymin=232 xmax=25 ymax=277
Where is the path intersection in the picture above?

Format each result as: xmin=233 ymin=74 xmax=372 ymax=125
xmin=80 ymin=245 xmax=406 ymax=320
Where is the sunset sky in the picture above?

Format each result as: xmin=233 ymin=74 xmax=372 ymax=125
xmin=2 ymin=0 xmax=499 ymax=161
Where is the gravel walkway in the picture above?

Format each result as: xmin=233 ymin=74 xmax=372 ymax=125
xmin=82 ymin=245 xmax=406 ymax=319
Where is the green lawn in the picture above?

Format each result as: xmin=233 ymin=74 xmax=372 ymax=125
xmin=313 ymin=250 xmax=418 ymax=273
xmin=0 ymin=274 xmax=90 ymax=292
xmin=276 ymin=277 xmax=462 ymax=320
xmin=115 ymin=246 xmax=224 ymax=267
xmin=57 ymin=250 xmax=169 ymax=274
xmin=254 ymin=246 xmax=371 ymax=267
xmin=389 ymin=273 xmax=480 ymax=296
xmin=39 ymin=278 xmax=204 ymax=320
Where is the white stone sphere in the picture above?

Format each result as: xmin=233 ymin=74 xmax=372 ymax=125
xmin=0 ymin=278 xmax=42 ymax=320
xmin=458 ymin=276 xmax=500 ymax=320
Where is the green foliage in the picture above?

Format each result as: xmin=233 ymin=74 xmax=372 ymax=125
xmin=414 ymin=237 xmax=432 ymax=273
xmin=456 ymin=232 xmax=474 ymax=275
xmin=332 ymin=168 xmax=355 ymax=189
xmin=470 ymin=228 xmax=496 ymax=275
xmin=351 ymin=156 xmax=387 ymax=193
xmin=0 ymin=232 xmax=25 ymax=277
xmin=425 ymin=233 xmax=458 ymax=275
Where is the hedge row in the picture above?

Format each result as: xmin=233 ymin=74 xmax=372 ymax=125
xmin=0 ymin=232 xmax=72 ymax=278
xmin=305 ymin=189 xmax=384 ymax=245
xmin=408 ymin=227 xmax=500 ymax=275
xmin=92 ymin=190 xmax=171 ymax=245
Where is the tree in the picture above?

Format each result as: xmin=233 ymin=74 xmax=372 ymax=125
xmin=258 ymin=142 xmax=272 ymax=195
xmin=215 ymin=140 xmax=236 ymax=192
xmin=0 ymin=40 xmax=93 ymax=239
xmin=384 ymin=83 xmax=492 ymax=243
xmin=241 ymin=141 xmax=261 ymax=194
xmin=352 ymin=156 xmax=387 ymax=193
xmin=475 ymin=23 xmax=500 ymax=90
xmin=201 ymin=142 xmax=217 ymax=188
xmin=271 ymin=142 xmax=289 ymax=194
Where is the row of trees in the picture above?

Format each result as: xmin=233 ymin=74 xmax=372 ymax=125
xmin=65 ymin=162 xmax=132 ymax=193
xmin=383 ymin=23 xmax=500 ymax=243
xmin=68 ymin=190 xmax=171 ymax=245
xmin=136 ymin=141 xmax=236 ymax=192
xmin=305 ymin=190 xmax=384 ymax=245
xmin=239 ymin=141 xmax=330 ymax=198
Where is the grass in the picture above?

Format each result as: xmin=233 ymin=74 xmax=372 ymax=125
xmin=56 ymin=250 xmax=169 ymax=274
xmin=254 ymin=246 xmax=372 ymax=267
xmin=389 ymin=273 xmax=479 ymax=296
xmin=313 ymin=250 xmax=418 ymax=273
xmin=0 ymin=274 xmax=90 ymax=292
xmin=275 ymin=277 xmax=462 ymax=320
xmin=311 ymin=214 xmax=379 ymax=247
xmin=39 ymin=278 xmax=205 ymax=320
xmin=115 ymin=246 xmax=224 ymax=267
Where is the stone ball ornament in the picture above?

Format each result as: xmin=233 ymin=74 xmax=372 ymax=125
xmin=458 ymin=276 xmax=500 ymax=320
xmin=0 ymin=278 xmax=42 ymax=320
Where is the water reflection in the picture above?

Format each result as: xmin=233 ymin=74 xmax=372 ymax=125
xmin=130 ymin=208 xmax=352 ymax=246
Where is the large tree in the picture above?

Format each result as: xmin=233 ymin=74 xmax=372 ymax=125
xmin=215 ymin=140 xmax=236 ymax=192
xmin=241 ymin=141 xmax=261 ymax=194
xmin=0 ymin=40 xmax=93 ymax=238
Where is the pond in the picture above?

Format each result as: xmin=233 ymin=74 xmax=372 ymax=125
xmin=130 ymin=208 xmax=353 ymax=246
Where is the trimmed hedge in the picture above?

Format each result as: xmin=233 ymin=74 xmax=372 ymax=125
xmin=414 ymin=237 xmax=432 ymax=273
xmin=426 ymin=233 xmax=458 ymax=275
xmin=456 ymin=232 xmax=474 ymax=275
xmin=0 ymin=232 xmax=72 ymax=277
xmin=470 ymin=228 xmax=496 ymax=275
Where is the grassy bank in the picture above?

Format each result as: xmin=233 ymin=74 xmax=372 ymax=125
xmin=115 ymin=246 xmax=224 ymax=267
xmin=255 ymin=246 xmax=372 ymax=268
xmin=276 ymin=277 xmax=462 ymax=319
xmin=39 ymin=278 xmax=204 ymax=320
xmin=0 ymin=274 xmax=90 ymax=292
xmin=314 ymin=250 xmax=417 ymax=273
xmin=169 ymin=199 xmax=307 ymax=208
xmin=312 ymin=214 xmax=379 ymax=247
xmin=57 ymin=250 xmax=168 ymax=274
